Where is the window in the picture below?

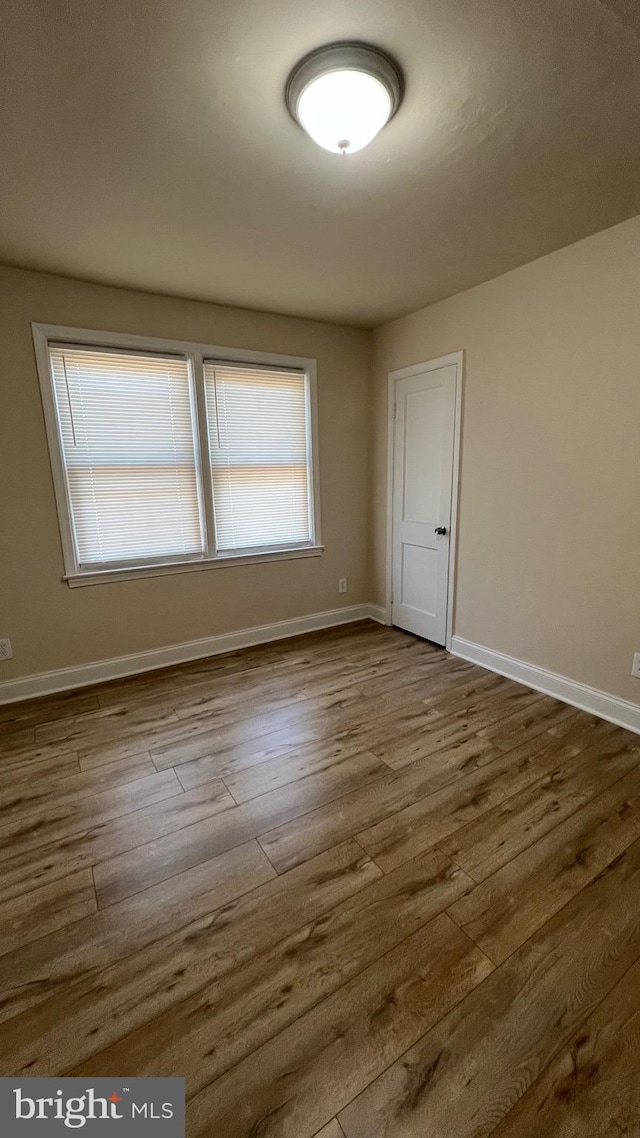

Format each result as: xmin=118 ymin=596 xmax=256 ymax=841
xmin=205 ymin=362 xmax=313 ymax=553
xmin=49 ymin=346 xmax=204 ymax=569
xmin=34 ymin=326 xmax=321 ymax=585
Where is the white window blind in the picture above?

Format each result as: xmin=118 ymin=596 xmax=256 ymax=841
xmin=49 ymin=346 xmax=204 ymax=568
xmin=204 ymin=361 xmax=314 ymax=553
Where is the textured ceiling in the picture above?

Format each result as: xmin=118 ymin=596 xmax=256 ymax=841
xmin=0 ymin=0 xmax=639 ymax=326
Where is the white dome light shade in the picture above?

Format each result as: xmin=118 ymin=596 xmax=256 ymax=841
xmin=297 ymin=70 xmax=392 ymax=154
xmin=286 ymin=42 xmax=403 ymax=156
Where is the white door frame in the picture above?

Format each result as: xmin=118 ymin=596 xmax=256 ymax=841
xmin=385 ymin=351 xmax=464 ymax=650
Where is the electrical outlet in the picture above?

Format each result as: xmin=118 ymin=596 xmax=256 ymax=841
xmin=338 ymin=578 xmax=348 ymax=594
xmin=0 ymin=638 xmax=12 ymax=661
xmin=632 ymin=653 xmax=640 ymax=679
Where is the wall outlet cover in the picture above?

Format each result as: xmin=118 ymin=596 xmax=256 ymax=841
xmin=0 ymin=639 xmax=13 ymax=661
xmin=632 ymin=652 xmax=640 ymax=679
xmin=338 ymin=578 xmax=348 ymax=594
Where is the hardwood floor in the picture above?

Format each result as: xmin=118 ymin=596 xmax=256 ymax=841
xmin=1 ymin=619 xmax=639 ymax=1136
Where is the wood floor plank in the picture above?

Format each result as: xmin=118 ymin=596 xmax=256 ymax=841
xmin=0 ymin=690 xmax=100 ymax=729
xmin=420 ymin=671 xmax=511 ymax=713
xmin=447 ymin=765 xmax=640 ymax=964
xmin=363 ymin=666 xmax=478 ymax=709
xmin=92 ymin=661 xmax=294 ymax=712
xmin=47 ymin=624 xmax=381 ymax=717
xmin=0 ymin=767 xmax=183 ymax=864
xmin=0 ymin=869 xmax=97 ymax=957
xmin=78 ymin=689 xmax=385 ymax=771
xmin=423 ymin=677 xmax=546 ymax=725
xmin=364 ymin=691 xmax=546 ymax=771
xmin=171 ymin=674 xmax=309 ymax=721
xmin=185 ymin=913 xmax=493 ymax=1137
xmin=75 ymin=849 xmax=474 ymax=1088
xmin=0 ymin=841 xmax=380 ymax=1074
xmin=0 ymin=734 xmax=80 ymax=767
xmin=119 ymin=654 xmax=328 ymax=708
xmin=90 ymin=624 xmax=403 ymax=711
xmin=0 ymin=622 xmax=637 ymax=1138
xmin=35 ymin=701 xmax=181 ymax=746
xmin=177 ymin=683 xmax=371 ymax=738
xmin=0 ymin=839 xmax=276 ymax=1025
xmin=359 ymin=664 xmax=467 ymax=709
xmin=439 ymin=729 xmax=640 ymax=882
xmin=262 ymin=729 xmax=584 ymax=876
xmin=356 ymin=728 xmax=619 ymax=875
xmin=373 ymin=726 xmax=496 ymax=772
xmin=353 ymin=655 xmax=473 ymax=705
xmin=170 ymin=699 xmax=452 ymax=792
xmin=175 ymin=735 xmax=376 ymax=794
xmin=0 ymin=778 xmax=233 ymax=902
xmin=545 ymin=710 xmax=620 ymax=750
xmin=167 ymin=665 xmax=368 ymax=726
xmin=286 ymin=648 xmax=458 ymax=704
xmin=149 ymin=693 xmax=401 ymax=772
xmin=94 ymin=749 xmax=388 ymax=906
xmin=223 ymin=737 xmax=394 ymax=803
xmin=0 ymin=752 xmax=79 ymax=788
xmin=169 ymin=637 xmax=435 ymax=713
xmin=0 ymin=737 xmax=125 ymax=779
xmin=476 ymin=698 xmax=578 ymax=751
xmin=338 ymin=834 xmax=640 ymax=1138
xmin=0 ymin=724 xmax=36 ymax=756
xmin=489 ymin=953 xmax=640 ymax=1138
xmin=313 ymin=1122 xmax=345 ymax=1138
xmin=0 ymin=753 xmax=156 ymax=821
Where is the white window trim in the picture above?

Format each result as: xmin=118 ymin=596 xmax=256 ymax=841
xmin=32 ymin=323 xmax=323 ymax=586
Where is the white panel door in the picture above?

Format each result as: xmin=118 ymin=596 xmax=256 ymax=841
xmin=391 ymin=363 xmax=457 ymax=644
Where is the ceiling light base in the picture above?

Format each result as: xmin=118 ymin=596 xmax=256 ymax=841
xmin=286 ymin=41 xmax=404 ymax=154
xmin=286 ymin=42 xmax=403 ymax=120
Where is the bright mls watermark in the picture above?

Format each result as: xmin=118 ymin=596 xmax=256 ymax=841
xmin=0 ymin=1079 xmax=185 ymax=1136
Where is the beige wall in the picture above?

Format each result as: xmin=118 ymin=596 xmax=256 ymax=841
xmin=0 ymin=265 xmax=371 ymax=680
xmin=3 ymin=215 xmax=640 ymax=702
xmin=373 ymin=215 xmax=640 ymax=703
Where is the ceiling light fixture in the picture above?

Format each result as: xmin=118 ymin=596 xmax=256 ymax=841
xmin=286 ymin=42 xmax=403 ymax=155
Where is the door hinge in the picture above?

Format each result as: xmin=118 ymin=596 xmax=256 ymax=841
xmin=393 ymin=402 xmax=397 ymax=420
xmin=390 ymin=590 xmax=394 ymax=604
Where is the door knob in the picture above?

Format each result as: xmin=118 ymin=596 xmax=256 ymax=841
xmin=434 ymin=526 xmax=447 ymax=535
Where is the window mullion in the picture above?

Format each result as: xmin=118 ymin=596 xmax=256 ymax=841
xmin=191 ymin=351 xmax=217 ymax=558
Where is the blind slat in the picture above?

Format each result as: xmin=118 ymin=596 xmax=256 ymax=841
xmin=204 ymin=362 xmax=313 ymax=553
xmin=50 ymin=347 xmax=204 ymax=566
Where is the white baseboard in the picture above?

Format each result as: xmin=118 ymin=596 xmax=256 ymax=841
xmin=0 ymin=604 xmax=379 ymax=705
xmin=367 ymin=604 xmax=389 ymax=625
xmin=9 ymin=614 xmax=635 ymax=732
xmin=451 ymin=636 xmax=640 ymax=736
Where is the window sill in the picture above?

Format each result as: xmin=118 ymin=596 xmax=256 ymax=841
xmin=64 ymin=545 xmax=324 ymax=587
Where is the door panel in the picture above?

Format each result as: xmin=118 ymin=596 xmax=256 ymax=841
xmin=401 ymin=544 xmax=437 ymax=613
xmin=403 ymin=387 xmax=445 ymax=522
xmin=392 ymin=363 xmax=457 ymax=645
